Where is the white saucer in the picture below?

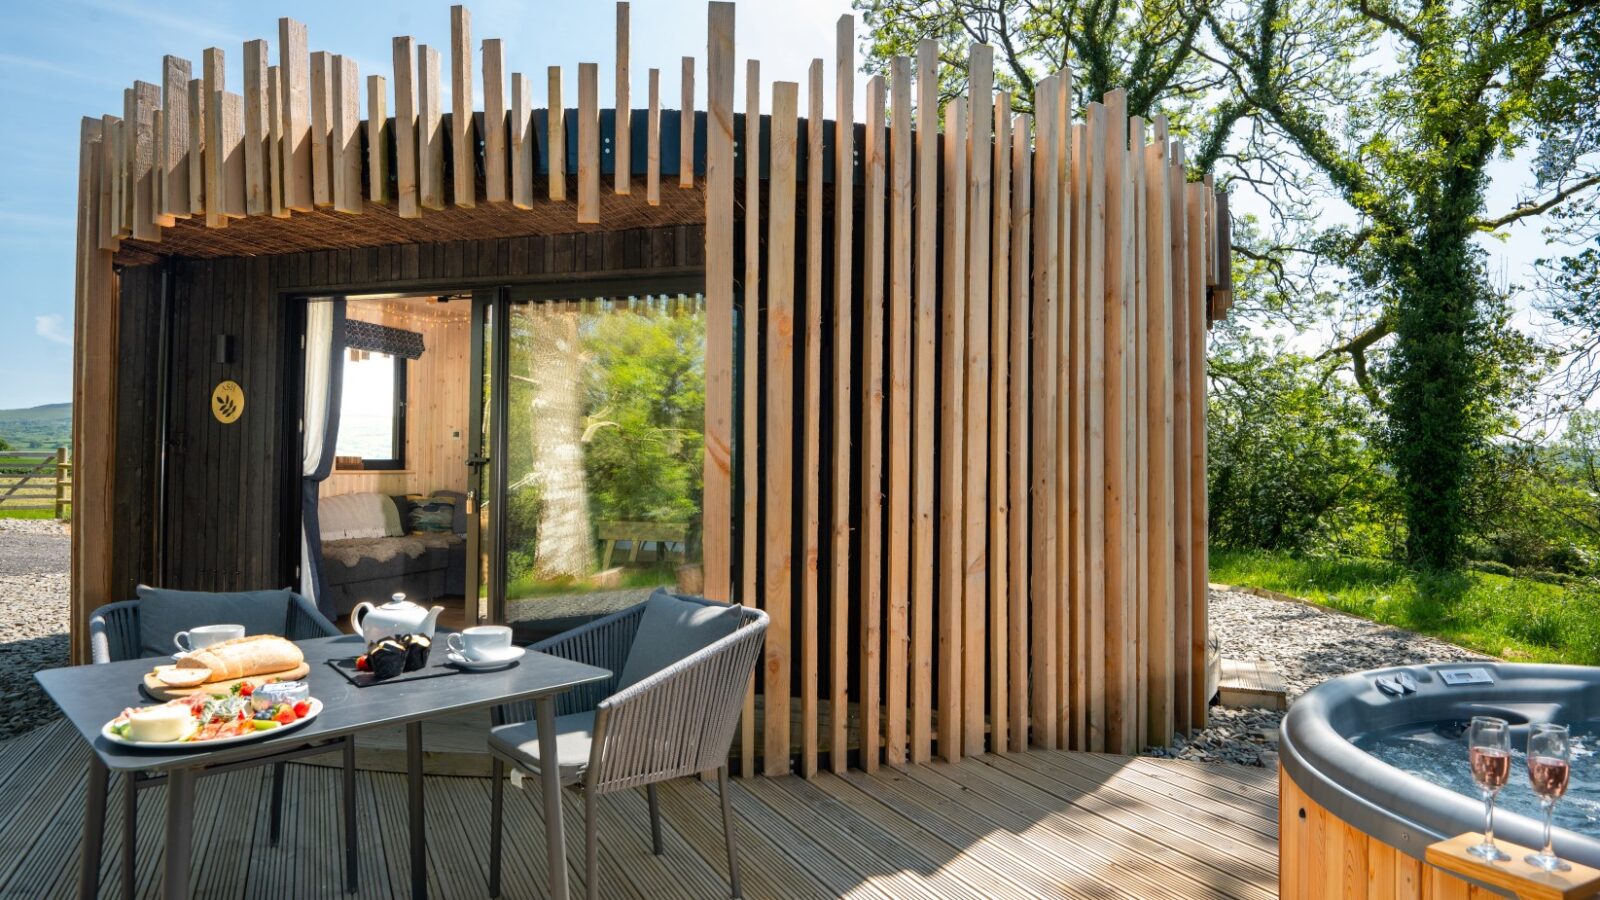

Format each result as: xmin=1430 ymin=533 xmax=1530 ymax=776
xmin=446 ymin=646 xmax=525 ymax=671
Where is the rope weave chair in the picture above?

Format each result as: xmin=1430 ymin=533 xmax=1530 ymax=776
xmin=87 ymin=594 xmax=358 ymax=895
xmin=489 ymin=598 xmax=768 ymax=900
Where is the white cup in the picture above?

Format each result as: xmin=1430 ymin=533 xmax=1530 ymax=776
xmin=447 ymin=625 xmax=514 ymax=662
xmin=174 ymin=623 xmax=245 ymax=654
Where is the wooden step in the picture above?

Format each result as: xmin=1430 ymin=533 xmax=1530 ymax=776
xmin=1217 ymin=658 xmax=1287 ymax=711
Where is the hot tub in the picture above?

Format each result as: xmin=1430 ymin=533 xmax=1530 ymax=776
xmin=1279 ymin=662 xmax=1599 ymax=897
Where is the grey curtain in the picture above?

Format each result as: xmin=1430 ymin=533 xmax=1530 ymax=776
xmin=300 ymin=299 xmax=347 ymax=618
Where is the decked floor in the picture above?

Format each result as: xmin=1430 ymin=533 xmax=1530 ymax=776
xmin=0 ymin=719 xmax=1279 ymax=899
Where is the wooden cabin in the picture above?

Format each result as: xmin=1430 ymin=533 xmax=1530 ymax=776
xmin=69 ymin=1 xmax=1234 ymax=776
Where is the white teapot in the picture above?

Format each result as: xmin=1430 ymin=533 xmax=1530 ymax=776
xmin=350 ymin=594 xmax=444 ymax=643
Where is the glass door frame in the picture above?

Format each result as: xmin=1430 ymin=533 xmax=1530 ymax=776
xmin=476 ymin=274 xmax=707 ymax=629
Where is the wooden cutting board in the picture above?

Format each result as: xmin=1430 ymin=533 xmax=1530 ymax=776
xmin=141 ymin=662 xmax=312 ymax=701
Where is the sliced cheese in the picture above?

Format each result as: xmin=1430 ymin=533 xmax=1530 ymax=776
xmin=125 ymin=704 xmax=194 ymax=742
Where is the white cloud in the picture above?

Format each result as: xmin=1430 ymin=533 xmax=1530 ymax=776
xmin=34 ymin=314 xmax=71 ymax=346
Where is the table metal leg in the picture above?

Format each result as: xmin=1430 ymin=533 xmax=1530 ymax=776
xmin=161 ymin=767 xmax=196 ymax=900
xmin=408 ymin=721 xmax=426 ymax=900
xmin=344 ymin=738 xmax=358 ymax=894
xmin=78 ymin=755 xmax=108 ymax=900
xmin=535 ymin=696 xmax=570 ymax=900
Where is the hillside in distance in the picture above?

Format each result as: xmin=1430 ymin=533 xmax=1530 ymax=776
xmin=0 ymin=403 xmax=71 ymax=449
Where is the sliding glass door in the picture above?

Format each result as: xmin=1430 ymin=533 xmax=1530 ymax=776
xmin=475 ymin=280 xmax=706 ymax=641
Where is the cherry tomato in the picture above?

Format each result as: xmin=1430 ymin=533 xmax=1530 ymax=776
xmin=292 ymin=700 xmax=311 ymax=718
xmin=275 ymin=708 xmax=295 ymax=725
xmin=239 ymin=682 xmax=254 ymax=697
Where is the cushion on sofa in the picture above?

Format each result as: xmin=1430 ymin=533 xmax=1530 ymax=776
xmin=320 ymin=492 xmax=401 ymax=540
xmin=615 ymin=588 xmax=742 ymax=691
xmin=135 ymin=585 xmax=296 ymax=658
xmin=406 ymin=494 xmax=457 ymax=533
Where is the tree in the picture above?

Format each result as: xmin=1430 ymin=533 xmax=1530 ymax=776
xmin=1208 ymin=0 xmax=1600 ymax=567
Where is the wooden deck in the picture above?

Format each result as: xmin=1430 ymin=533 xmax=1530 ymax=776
xmin=0 ymin=719 xmax=1279 ymax=899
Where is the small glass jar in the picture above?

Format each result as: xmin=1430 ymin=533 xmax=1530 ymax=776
xmin=252 ymin=680 xmax=310 ymax=712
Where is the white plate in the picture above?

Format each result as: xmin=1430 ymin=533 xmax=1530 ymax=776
xmin=101 ymin=698 xmax=322 ymax=749
xmin=446 ymin=646 xmax=525 ymax=671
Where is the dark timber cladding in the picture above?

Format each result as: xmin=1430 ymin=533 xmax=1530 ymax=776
xmin=71 ymin=1 xmax=1235 ymax=774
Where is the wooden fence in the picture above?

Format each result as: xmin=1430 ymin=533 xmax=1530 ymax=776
xmin=72 ymin=3 xmax=1233 ymax=764
xmin=0 ymin=449 xmax=72 ymax=519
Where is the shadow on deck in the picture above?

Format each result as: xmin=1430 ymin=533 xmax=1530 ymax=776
xmin=0 ymin=719 xmax=1279 ymax=899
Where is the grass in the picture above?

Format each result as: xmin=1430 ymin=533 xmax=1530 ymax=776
xmin=1209 ymin=547 xmax=1600 ymax=667
xmin=506 ymin=566 xmax=674 ymax=601
xmin=0 ymin=508 xmax=62 ymax=520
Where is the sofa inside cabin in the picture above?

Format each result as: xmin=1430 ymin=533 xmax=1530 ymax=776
xmin=317 ymin=490 xmax=467 ymax=617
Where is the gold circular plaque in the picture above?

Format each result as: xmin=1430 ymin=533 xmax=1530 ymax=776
xmin=212 ymin=380 xmax=244 ymax=424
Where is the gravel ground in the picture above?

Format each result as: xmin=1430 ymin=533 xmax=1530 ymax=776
xmin=1142 ymin=587 xmax=1490 ymax=767
xmin=0 ymin=519 xmax=70 ymax=742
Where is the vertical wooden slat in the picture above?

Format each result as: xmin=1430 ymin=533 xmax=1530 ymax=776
xmin=186 ymin=81 xmax=205 ymax=218
xmin=1102 ymin=88 xmax=1133 ymax=754
xmin=937 ymin=95 xmax=967 ymax=764
xmin=1007 ymin=110 xmax=1032 ymax=751
xmin=368 ymin=75 xmax=388 ymax=206
xmin=679 ymin=57 xmax=694 ymax=190
xmin=279 ymin=18 xmax=312 ymax=212
xmin=1187 ymin=179 xmax=1210 ymax=730
xmin=394 ymin=37 xmax=420 ymax=218
xmin=1144 ymin=117 xmax=1174 ymax=746
xmin=130 ymin=81 xmax=160 ymax=241
xmin=1053 ymin=74 xmax=1073 ymax=751
xmin=268 ymin=65 xmax=287 ymax=218
xmin=828 ymin=13 xmax=854 ymax=776
xmin=962 ymin=45 xmax=993 ymax=759
xmin=482 ymin=39 xmax=507 ymax=204
xmin=577 ymin=62 xmax=600 ymax=224
xmin=99 ymin=115 xmax=119 ymax=249
xmin=548 ymin=66 xmax=567 ymax=202
xmin=988 ymin=90 xmax=1011 ymax=756
xmin=450 ymin=5 xmax=475 ymax=208
xmin=511 ymin=73 xmax=533 ymax=209
xmin=418 ymin=45 xmax=445 ymax=211
xmin=800 ymin=56 xmax=825 ymax=779
xmin=332 ymin=55 xmax=361 ymax=214
xmin=885 ymin=56 xmax=912 ymax=770
xmin=117 ymin=91 xmax=131 ymax=235
xmin=1028 ymin=77 xmax=1058 ymax=749
xmin=860 ymin=73 xmax=887 ymax=775
xmin=1085 ymin=104 xmax=1108 ymax=752
xmin=646 ymin=68 xmax=661 ymax=206
xmin=203 ymin=49 xmax=227 ymax=227
xmin=1169 ymin=140 xmax=1193 ymax=734
xmin=221 ymin=92 xmax=246 ymax=218
xmin=243 ymin=40 xmax=270 ymax=216
xmin=153 ymin=107 xmax=169 ymax=228
xmin=310 ymin=50 xmax=333 ymax=207
xmin=1069 ymin=120 xmax=1090 ymax=750
xmin=160 ymin=56 xmax=191 ymax=219
xmin=765 ymin=79 xmax=799 ymax=778
xmin=614 ymin=2 xmax=631 ymax=195
xmin=1130 ymin=114 xmax=1149 ymax=753
xmin=909 ymin=38 xmax=938 ymax=766
xmin=739 ymin=58 xmax=761 ymax=780
xmin=704 ymin=1 xmax=736 ymax=607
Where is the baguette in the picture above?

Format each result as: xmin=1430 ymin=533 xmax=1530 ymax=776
xmin=175 ymin=635 xmax=304 ymax=683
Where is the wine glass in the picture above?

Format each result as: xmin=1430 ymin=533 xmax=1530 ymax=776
xmin=1525 ymin=723 xmax=1573 ymax=872
xmin=1467 ymin=715 xmax=1512 ymax=861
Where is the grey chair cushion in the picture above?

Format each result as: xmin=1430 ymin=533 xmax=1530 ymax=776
xmin=615 ymin=588 xmax=741 ymax=691
xmin=488 ymin=711 xmax=596 ymax=781
xmin=134 ymin=585 xmax=295 ymax=659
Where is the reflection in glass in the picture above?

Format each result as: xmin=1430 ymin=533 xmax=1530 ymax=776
xmin=501 ymin=294 xmax=706 ymax=640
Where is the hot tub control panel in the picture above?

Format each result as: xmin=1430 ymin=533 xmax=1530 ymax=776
xmin=1439 ymin=667 xmax=1495 ymax=686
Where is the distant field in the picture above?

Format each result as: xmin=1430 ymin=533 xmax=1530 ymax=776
xmin=0 ymin=402 xmax=71 ymax=450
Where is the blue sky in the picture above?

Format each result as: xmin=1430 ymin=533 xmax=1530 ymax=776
xmin=0 ymin=0 xmax=1565 ymax=411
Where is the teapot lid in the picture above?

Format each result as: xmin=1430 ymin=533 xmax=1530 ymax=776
xmin=383 ymin=593 xmax=412 ymax=608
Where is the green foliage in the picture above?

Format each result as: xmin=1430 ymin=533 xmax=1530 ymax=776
xmin=0 ymin=402 xmax=71 ymax=450
xmin=1207 ymin=342 xmax=1399 ymax=556
xmin=1210 ymin=548 xmax=1600 ymax=665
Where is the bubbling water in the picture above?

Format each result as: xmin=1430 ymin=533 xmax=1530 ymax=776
xmin=1354 ymin=721 xmax=1600 ymax=834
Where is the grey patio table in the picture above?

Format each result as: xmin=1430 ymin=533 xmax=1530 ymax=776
xmin=36 ymin=634 xmax=610 ymax=900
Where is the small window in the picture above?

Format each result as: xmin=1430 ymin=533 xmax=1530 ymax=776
xmin=335 ymin=351 xmax=407 ymax=469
